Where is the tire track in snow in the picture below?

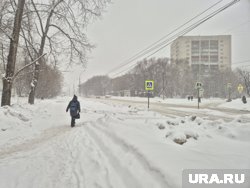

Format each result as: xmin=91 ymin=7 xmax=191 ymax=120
xmin=78 ymin=130 xmax=115 ymax=188
xmin=84 ymin=124 xmax=143 ymax=188
xmin=64 ymin=127 xmax=115 ymax=188
xmin=64 ymin=129 xmax=86 ymax=188
xmin=92 ymin=116 xmax=171 ymax=188
xmin=1 ymin=122 xmax=115 ymax=188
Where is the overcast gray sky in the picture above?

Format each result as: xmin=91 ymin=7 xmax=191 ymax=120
xmin=64 ymin=0 xmax=250 ymax=92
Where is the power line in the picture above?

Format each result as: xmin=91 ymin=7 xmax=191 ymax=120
xmin=107 ymin=0 xmax=224 ymax=75
xmin=109 ymin=0 xmax=240 ymax=77
xmin=108 ymin=0 xmax=240 ymax=77
xmin=144 ymin=0 xmax=240 ymax=59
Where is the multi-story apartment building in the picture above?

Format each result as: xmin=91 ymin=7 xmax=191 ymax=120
xmin=170 ymin=35 xmax=231 ymax=74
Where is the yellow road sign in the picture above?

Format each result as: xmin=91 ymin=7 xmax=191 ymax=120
xmin=237 ymin=84 xmax=244 ymax=93
xmin=145 ymin=80 xmax=154 ymax=91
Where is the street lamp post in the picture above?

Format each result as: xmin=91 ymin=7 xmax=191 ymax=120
xmin=78 ymin=70 xmax=85 ymax=96
xmin=227 ymin=83 xmax=232 ymax=102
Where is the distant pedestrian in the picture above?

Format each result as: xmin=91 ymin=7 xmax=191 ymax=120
xmin=242 ymin=95 xmax=247 ymax=104
xmin=66 ymin=95 xmax=81 ymax=127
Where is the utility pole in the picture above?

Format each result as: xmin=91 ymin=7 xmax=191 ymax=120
xmin=161 ymin=61 xmax=166 ymax=100
xmin=162 ymin=74 xmax=165 ymax=100
xmin=78 ymin=77 xmax=81 ymax=96
xmin=78 ymin=70 xmax=85 ymax=96
xmin=227 ymin=83 xmax=232 ymax=102
xmin=198 ymin=88 xmax=200 ymax=109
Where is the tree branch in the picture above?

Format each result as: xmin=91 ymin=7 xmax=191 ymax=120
xmin=1 ymin=43 xmax=6 ymax=71
xmin=0 ymin=27 xmax=12 ymax=40
xmin=31 ymin=0 xmax=44 ymax=34
xmin=12 ymin=53 xmax=47 ymax=81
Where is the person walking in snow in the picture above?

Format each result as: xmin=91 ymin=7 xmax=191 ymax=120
xmin=66 ymin=95 xmax=81 ymax=127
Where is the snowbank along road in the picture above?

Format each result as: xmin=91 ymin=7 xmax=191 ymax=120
xmin=99 ymin=97 xmax=250 ymax=122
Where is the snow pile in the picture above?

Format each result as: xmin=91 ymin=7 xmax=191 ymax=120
xmin=155 ymin=115 xmax=250 ymax=145
xmin=92 ymin=109 xmax=250 ymax=187
xmin=0 ymin=104 xmax=31 ymax=126
xmin=219 ymin=98 xmax=250 ymax=111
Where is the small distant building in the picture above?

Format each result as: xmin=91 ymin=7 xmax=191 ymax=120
xmin=112 ymin=90 xmax=131 ymax=97
xmin=171 ymin=35 xmax=231 ymax=74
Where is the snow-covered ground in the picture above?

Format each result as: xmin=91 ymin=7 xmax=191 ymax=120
xmin=0 ymin=96 xmax=250 ymax=188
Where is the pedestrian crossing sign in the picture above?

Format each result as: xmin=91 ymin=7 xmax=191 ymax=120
xmin=145 ymin=80 xmax=154 ymax=91
xmin=237 ymin=84 xmax=244 ymax=93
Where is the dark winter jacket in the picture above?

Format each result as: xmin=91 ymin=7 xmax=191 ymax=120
xmin=66 ymin=95 xmax=81 ymax=117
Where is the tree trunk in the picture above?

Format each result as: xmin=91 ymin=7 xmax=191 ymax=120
xmin=27 ymin=27 xmax=48 ymax=104
xmin=28 ymin=3 xmax=57 ymax=104
xmin=28 ymin=59 xmax=41 ymax=104
xmin=1 ymin=0 xmax=25 ymax=106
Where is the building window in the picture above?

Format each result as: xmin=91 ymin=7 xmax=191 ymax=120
xmin=191 ymin=56 xmax=199 ymax=63
xmin=201 ymin=40 xmax=209 ymax=50
xmin=211 ymin=65 xmax=219 ymax=70
xmin=201 ymin=55 xmax=209 ymax=62
xmin=191 ymin=41 xmax=200 ymax=51
xmin=210 ymin=55 xmax=218 ymax=62
xmin=210 ymin=40 xmax=218 ymax=50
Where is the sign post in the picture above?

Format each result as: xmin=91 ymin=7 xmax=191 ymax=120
xmin=227 ymin=83 xmax=232 ymax=102
xmin=148 ymin=91 xmax=150 ymax=108
xmin=195 ymin=82 xmax=203 ymax=109
xmin=145 ymin=80 xmax=154 ymax=109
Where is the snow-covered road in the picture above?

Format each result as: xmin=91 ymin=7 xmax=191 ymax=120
xmin=0 ymin=97 xmax=250 ymax=188
xmin=98 ymin=97 xmax=250 ymax=122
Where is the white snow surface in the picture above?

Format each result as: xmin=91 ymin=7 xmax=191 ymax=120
xmin=0 ymin=96 xmax=250 ymax=188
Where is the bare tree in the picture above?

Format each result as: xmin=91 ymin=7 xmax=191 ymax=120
xmin=13 ymin=51 xmax=33 ymax=97
xmin=0 ymin=1 xmax=13 ymax=74
xmin=237 ymin=68 xmax=250 ymax=96
xmin=0 ymin=1 xmax=13 ymax=38
xmin=80 ymin=75 xmax=110 ymax=96
xmin=1 ymin=0 xmax=26 ymax=106
xmin=20 ymin=0 xmax=110 ymax=104
xmin=35 ymin=64 xmax=63 ymax=98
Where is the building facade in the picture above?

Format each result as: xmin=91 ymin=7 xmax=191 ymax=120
xmin=170 ymin=35 xmax=231 ymax=74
